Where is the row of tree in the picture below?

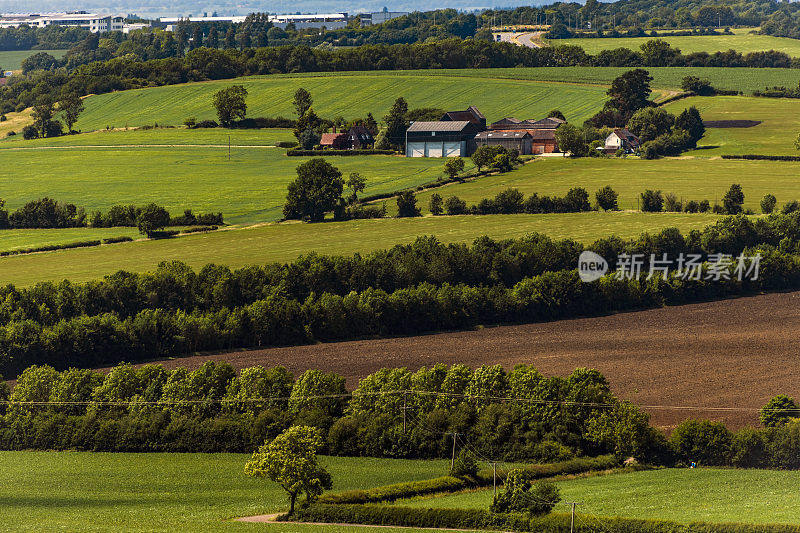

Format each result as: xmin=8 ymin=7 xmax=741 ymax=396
xmin=4 ymin=38 xmax=797 ymax=117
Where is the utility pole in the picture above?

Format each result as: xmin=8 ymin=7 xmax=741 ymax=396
xmin=401 ymin=391 xmax=411 ymax=433
xmin=228 ymin=134 xmax=231 ymax=161
xmin=448 ymin=432 xmax=461 ymax=470
xmin=567 ymin=502 xmax=582 ymax=533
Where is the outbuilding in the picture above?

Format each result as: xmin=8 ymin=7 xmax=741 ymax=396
xmin=405 ymin=121 xmax=480 ymax=157
xmin=475 ymin=130 xmax=533 ymax=155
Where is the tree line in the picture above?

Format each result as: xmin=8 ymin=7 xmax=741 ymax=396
xmin=0 ymin=198 xmax=222 ymax=230
xmin=3 ymin=38 xmax=797 ymax=117
xmin=3 ymin=213 xmax=800 ymax=374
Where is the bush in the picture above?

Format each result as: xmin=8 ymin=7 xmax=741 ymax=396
xmin=761 ymin=194 xmax=777 ymax=214
xmin=782 ymin=201 xmax=800 ymax=214
xmin=640 ymin=190 xmax=664 ymax=212
xmin=664 ymin=193 xmax=682 ymax=212
xmin=450 ymin=449 xmax=479 ymax=478
xmin=102 ymin=236 xmax=134 ymax=244
xmin=595 ymin=185 xmax=618 ymax=211
xmin=490 ymin=469 xmax=560 ymax=516
xmin=396 ymin=191 xmax=421 ymax=218
xmin=195 ymin=120 xmax=219 ymax=128
xmin=22 ymin=125 xmax=38 ymax=140
xmin=429 ymin=194 xmax=443 ymax=216
xmin=445 ymin=196 xmax=468 ymax=215
xmin=669 ymin=419 xmax=732 ymax=466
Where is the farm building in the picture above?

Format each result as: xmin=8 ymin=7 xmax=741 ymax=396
xmin=604 ymin=128 xmax=640 ymax=153
xmin=475 ymin=130 xmax=533 ymax=154
xmin=405 ymin=121 xmax=480 ymax=157
xmin=320 ymin=132 xmax=349 ymax=149
xmin=489 ymin=116 xmax=563 ymax=154
xmin=348 ymin=126 xmax=374 ymax=149
xmin=441 ymin=106 xmax=487 ymax=130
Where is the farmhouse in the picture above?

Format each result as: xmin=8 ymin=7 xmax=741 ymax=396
xmin=405 ymin=121 xmax=480 ymax=157
xmin=347 ymin=126 xmax=374 ymax=149
xmin=320 ymin=132 xmax=349 ymax=149
xmin=604 ymin=128 xmax=641 ymax=154
xmin=475 ymin=130 xmax=533 ymax=155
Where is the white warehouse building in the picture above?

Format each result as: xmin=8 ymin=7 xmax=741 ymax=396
xmin=0 ymin=12 xmax=124 ymax=32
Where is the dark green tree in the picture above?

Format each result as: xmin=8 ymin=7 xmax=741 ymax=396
xmin=58 ymin=92 xmax=85 ymax=134
xmin=596 ymin=185 xmax=619 ymax=211
xmin=396 ymin=190 xmax=421 ymax=217
xmin=760 ymin=395 xmax=799 ymax=428
xmin=293 ymin=88 xmax=313 ymax=118
xmin=212 ymin=85 xmax=248 ymax=127
xmin=283 ymin=158 xmax=343 ymax=222
xmin=761 ymin=194 xmax=777 ymax=214
xmin=383 ymin=97 xmax=409 ymax=148
xmin=137 ymin=203 xmax=171 ymax=237
xmin=429 ymin=193 xmax=443 ymax=215
xmin=722 ymin=184 xmax=744 ymax=215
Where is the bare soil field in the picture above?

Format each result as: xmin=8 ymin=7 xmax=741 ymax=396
xmin=121 ymin=291 xmax=800 ymax=429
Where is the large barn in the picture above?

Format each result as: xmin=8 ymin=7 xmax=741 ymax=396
xmin=405 ymin=121 xmax=480 ymax=157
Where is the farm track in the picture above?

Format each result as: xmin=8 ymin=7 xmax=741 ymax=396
xmin=128 ymin=291 xmax=800 ymax=430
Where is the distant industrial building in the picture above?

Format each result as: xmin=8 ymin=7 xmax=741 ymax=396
xmin=158 ymin=13 xmax=349 ymax=31
xmin=359 ymin=11 xmax=408 ymax=25
xmin=0 ymin=12 xmax=124 ymax=32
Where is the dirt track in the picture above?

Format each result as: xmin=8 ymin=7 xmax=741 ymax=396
xmin=134 ymin=292 xmax=800 ymax=429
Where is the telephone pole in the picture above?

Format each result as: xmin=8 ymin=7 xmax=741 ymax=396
xmin=567 ymin=502 xmax=582 ymax=533
xmin=401 ymin=391 xmax=411 ymax=433
xmin=448 ymin=432 xmax=461 ymax=470
xmin=492 ymin=462 xmax=498 ymax=498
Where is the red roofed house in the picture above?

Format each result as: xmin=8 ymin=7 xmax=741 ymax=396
xmin=320 ymin=127 xmax=349 ymax=149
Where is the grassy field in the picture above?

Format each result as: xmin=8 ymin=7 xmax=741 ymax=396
xmin=0 ymin=212 xmax=721 ymax=286
xmin=0 ymin=145 xmax=454 ymax=224
xmin=0 ymin=49 xmax=66 ymax=71
xmin=555 ymin=27 xmax=800 ymax=57
xmin=74 ymin=73 xmax=609 ymax=131
xmin=664 ymin=95 xmax=800 ymax=156
xmin=0 ymin=227 xmax=141 ymax=252
xmin=408 ymin=157 xmax=800 ymax=215
xmin=0 ymin=127 xmax=296 ymax=147
xmin=396 ymin=468 xmax=800 ymax=525
xmin=0 ymin=451 xmax=451 ymax=532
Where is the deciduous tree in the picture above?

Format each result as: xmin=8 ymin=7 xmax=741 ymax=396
xmin=212 ymin=85 xmax=248 ymax=127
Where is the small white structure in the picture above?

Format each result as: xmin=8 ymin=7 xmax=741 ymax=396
xmin=359 ymin=11 xmax=408 ymax=25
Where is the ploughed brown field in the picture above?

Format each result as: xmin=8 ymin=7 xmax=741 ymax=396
xmin=123 ymin=291 xmax=800 ymax=430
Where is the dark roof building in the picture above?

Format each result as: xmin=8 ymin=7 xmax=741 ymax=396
xmin=489 ymin=117 xmax=523 ymax=130
xmin=440 ymin=106 xmax=487 ymax=130
xmin=406 ymin=121 xmax=480 ymax=157
xmin=604 ymin=128 xmax=640 ymax=153
xmin=347 ymin=125 xmax=374 ymax=149
xmin=475 ymin=130 xmax=533 ymax=155
xmin=320 ymin=132 xmax=349 ymax=149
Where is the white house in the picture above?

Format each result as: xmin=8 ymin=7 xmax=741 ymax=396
xmin=603 ymin=128 xmax=641 ymax=154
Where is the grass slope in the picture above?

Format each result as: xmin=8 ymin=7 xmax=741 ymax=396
xmin=555 ymin=28 xmax=800 ymax=57
xmin=0 ymin=145 xmax=454 ymax=224
xmin=0 ymin=451 xmax=450 ymax=532
xmin=397 ymin=468 xmax=800 ymax=525
xmin=0 ymin=49 xmax=66 ymax=71
xmin=0 ymin=212 xmax=720 ymax=286
xmin=409 ymin=157 xmax=800 ymax=214
xmin=73 ymin=73 xmax=610 ymax=130
xmin=664 ymin=95 xmax=800 ymax=156
xmin=0 ymin=127 xmax=296 ymax=147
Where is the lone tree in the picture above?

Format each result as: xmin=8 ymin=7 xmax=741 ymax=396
xmin=471 ymin=145 xmax=495 ymax=172
xmin=429 ymin=193 xmax=443 ymax=215
xmin=722 ymin=183 xmax=744 ymax=215
xmin=284 ymin=158 xmax=343 ymax=222
xmin=761 ymin=194 xmax=777 ymax=214
xmin=32 ymin=97 xmax=56 ymax=138
xmin=490 ymin=469 xmax=560 ymax=517
xmin=293 ymin=88 xmax=313 ymax=118
xmin=245 ymin=426 xmax=332 ymax=515
xmin=383 ymin=97 xmax=409 ymax=149
xmin=640 ymin=189 xmax=664 ymax=212
xmin=554 ymin=123 xmax=588 ymax=157
xmin=58 ymin=92 xmax=85 ymax=134
xmin=212 ymin=85 xmax=248 ymax=127
xmin=444 ymin=157 xmax=465 ymax=180
xmin=396 ymin=190 xmax=421 ymax=217
xmin=137 ymin=203 xmax=170 ymax=237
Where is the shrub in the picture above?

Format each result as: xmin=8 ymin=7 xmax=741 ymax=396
xmin=445 ymin=196 xmax=468 ymax=215
xmin=22 ymin=125 xmax=38 ymax=140
xmin=429 ymin=193 xmax=443 ymax=216
xmin=684 ymin=200 xmax=699 ymax=213
xmin=761 ymin=194 xmax=777 ymax=214
xmin=102 ymin=236 xmax=134 ymax=244
xmin=444 ymin=158 xmax=465 ymax=180
xmin=396 ymin=191 xmax=421 ymax=218
xmin=640 ymin=189 xmax=664 ymax=212
xmin=490 ymin=469 xmax=560 ymax=517
xmin=669 ymin=419 xmax=732 ymax=466
xmin=663 ymin=193 xmax=682 ymax=212
xmin=595 ymin=185 xmax=618 ymax=211
xmin=782 ymin=200 xmax=800 ymax=214
xmin=450 ymin=449 xmax=479 ymax=478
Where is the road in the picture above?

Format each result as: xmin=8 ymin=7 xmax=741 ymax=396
xmin=493 ymin=31 xmax=546 ymax=48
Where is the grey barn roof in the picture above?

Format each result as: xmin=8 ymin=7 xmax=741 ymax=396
xmin=407 ymin=121 xmax=474 ymax=133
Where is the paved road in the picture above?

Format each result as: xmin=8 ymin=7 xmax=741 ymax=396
xmin=492 ymin=31 xmax=546 ymax=48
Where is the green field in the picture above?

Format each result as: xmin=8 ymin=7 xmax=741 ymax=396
xmin=555 ymin=27 xmax=800 ymax=57
xmin=664 ymin=95 xmax=800 ymax=156
xmin=0 ymin=227 xmax=141 ymax=252
xmin=0 ymin=212 xmax=721 ymax=286
xmin=0 ymin=49 xmax=66 ymax=71
xmin=0 ymin=127 xmax=296 ymax=147
xmin=0 ymin=451 xmax=450 ymax=532
xmin=0 ymin=145 xmax=454 ymax=224
xmin=409 ymin=157 xmax=800 ymax=215
xmin=74 ymin=73 xmax=609 ymax=131
xmin=396 ymin=468 xmax=800 ymax=525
